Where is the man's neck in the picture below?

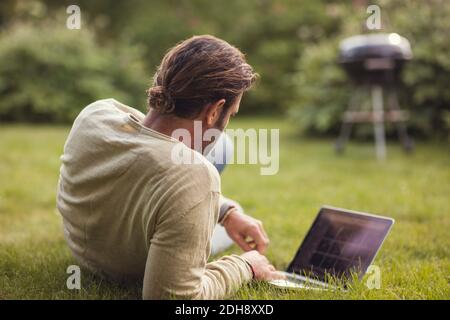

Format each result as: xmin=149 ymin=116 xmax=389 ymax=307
xmin=142 ymin=110 xmax=197 ymax=149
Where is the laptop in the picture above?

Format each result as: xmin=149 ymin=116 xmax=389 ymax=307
xmin=269 ymin=205 xmax=394 ymax=290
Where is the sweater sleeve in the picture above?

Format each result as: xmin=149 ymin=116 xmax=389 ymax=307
xmin=218 ymin=195 xmax=247 ymax=223
xmin=142 ymin=191 xmax=252 ymax=300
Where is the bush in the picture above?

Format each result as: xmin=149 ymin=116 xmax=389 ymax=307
xmin=289 ymin=40 xmax=350 ymax=135
xmin=0 ymin=0 xmax=347 ymax=118
xmin=289 ymin=0 xmax=450 ymax=140
xmin=98 ymin=0 xmax=343 ymax=115
xmin=0 ymin=20 xmax=148 ymax=123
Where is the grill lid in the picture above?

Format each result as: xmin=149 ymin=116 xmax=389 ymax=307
xmin=339 ymin=33 xmax=413 ymax=63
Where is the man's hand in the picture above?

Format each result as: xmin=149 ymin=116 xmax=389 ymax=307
xmin=241 ymin=250 xmax=285 ymax=281
xmin=222 ymin=209 xmax=270 ymax=254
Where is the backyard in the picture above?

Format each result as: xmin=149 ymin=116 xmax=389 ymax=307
xmin=0 ymin=118 xmax=448 ymax=299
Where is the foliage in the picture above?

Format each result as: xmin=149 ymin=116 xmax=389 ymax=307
xmin=0 ymin=0 xmax=448 ymax=139
xmin=89 ymin=0 xmax=344 ymax=115
xmin=0 ymin=0 xmax=343 ymax=120
xmin=0 ymin=20 xmax=148 ymax=122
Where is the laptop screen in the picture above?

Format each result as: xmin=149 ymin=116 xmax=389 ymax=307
xmin=286 ymin=206 xmax=394 ymax=282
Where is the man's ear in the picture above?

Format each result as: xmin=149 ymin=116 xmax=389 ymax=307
xmin=204 ymin=99 xmax=225 ymax=127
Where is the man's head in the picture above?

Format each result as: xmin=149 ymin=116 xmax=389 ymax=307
xmin=146 ymin=35 xmax=258 ymax=139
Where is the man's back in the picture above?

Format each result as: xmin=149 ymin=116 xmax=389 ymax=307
xmin=57 ymin=99 xmax=252 ymax=299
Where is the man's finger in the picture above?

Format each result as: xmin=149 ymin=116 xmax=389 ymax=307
xmin=258 ymin=224 xmax=270 ymax=249
xmin=248 ymin=225 xmax=268 ymax=254
xmin=259 ymin=223 xmax=269 ymax=242
xmin=270 ymin=271 xmax=286 ymax=280
xmin=232 ymin=233 xmax=253 ymax=251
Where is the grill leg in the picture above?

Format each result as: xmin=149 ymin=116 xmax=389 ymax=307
xmin=335 ymin=122 xmax=353 ymax=154
xmin=372 ymin=85 xmax=386 ymax=161
xmin=335 ymin=89 xmax=361 ymax=154
xmin=387 ymin=89 xmax=414 ymax=153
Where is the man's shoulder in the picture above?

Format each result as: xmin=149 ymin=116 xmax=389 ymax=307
xmin=186 ymin=151 xmax=221 ymax=194
xmin=156 ymin=145 xmax=221 ymax=194
xmin=76 ymin=98 xmax=145 ymax=123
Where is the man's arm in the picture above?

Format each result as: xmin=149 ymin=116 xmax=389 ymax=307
xmin=142 ymin=191 xmax=252 ymax=300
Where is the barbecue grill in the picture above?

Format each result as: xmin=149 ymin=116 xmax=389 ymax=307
xmin=339 ymin=33 xmax=412 ymax=84
xmin=335 ymin=33 xmax=414 ymax=160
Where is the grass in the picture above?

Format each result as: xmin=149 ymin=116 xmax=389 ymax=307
xmin=0 ymin=118 xmax=449 ymax=299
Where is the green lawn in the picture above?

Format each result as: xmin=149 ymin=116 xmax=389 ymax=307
xmin=0 ymin=118 xmax=449 ymax=299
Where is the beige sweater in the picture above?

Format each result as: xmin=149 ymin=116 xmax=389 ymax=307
xmin=56 ymin=99 xmax=252 ymax=299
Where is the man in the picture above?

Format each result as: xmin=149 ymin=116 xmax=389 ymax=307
xmin=57 ymin=35 xmax=284 ymax=300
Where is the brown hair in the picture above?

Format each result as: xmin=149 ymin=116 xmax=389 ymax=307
xmin=147 ymin=35 xmax=258 ymax=119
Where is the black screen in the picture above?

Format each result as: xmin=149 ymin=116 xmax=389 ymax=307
xmin=287 ymin=206 xmax=393 ymax=282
